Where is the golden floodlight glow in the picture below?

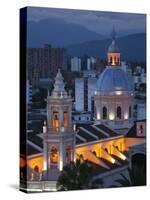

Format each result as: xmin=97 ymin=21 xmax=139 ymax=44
xmin=43 ymin=160 xmax=47 ymax=171
xmin=112 ymin=57 xmax=115 ymax=66
xmin=59 ymin=160 xmax=63 ymax=171
xmin=97 ymin=112 xmax=101 ymax=120
xmin=120 ymin=154 xmax=126 ymax=160
xmin=109 ymin=112 xmax=115 ymax=120
xmin=124 ymin=113 xmax=128 ymax=120
xmin=112 ymin=158 xmax=115 ymax=164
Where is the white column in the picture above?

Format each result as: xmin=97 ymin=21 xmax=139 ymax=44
xmin=59 ymin=142 xmax=64 ymax=171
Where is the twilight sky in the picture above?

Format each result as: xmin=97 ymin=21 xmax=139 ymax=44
xmin=27 ymin=7 xmax=146 ymax=37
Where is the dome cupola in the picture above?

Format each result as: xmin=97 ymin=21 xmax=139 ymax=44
xmin=97 ymin=66 xmax=134 ymax=95
xmin=107 ymin=27 xmax=121 ymax=66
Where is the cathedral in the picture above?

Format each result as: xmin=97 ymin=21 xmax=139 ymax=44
xmin=95 ymin=29 xmax=134 ymax=131
xmin=20 ymin=30 xmax=146 ymax=192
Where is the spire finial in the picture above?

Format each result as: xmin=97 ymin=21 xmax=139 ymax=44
xmin=50 ymin=68 xmax=68 ymax=98
xmin=111 ymin=25 xmax=116 ymax=41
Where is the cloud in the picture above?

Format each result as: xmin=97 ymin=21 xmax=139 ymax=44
xmin=27 ymin=7 xmax=146 ymax=36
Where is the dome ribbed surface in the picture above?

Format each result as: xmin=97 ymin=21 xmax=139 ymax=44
xmin=97 ymin=67 xmax=133 ymax=92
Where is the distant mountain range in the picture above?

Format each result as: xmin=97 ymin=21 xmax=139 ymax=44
xmin=67 ymin=33 xmax=146 ymax=62
xmin=27 ymin=19 xmax=105 ymax=47
xmin=27 ymin=19 xmax=146 ymax=62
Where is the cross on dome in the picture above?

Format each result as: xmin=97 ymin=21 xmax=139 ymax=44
xmin=108 ymin=26 xmax=119 ymax=53
xmin=111 ymin=26 xmax=116 ymax=41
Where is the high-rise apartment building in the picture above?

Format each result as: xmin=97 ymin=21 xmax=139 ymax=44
xmin=27 ymin=45 xmax=67 ymax=86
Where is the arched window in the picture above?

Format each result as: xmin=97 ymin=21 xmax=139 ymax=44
xmin=115 ymin=145 xmax=119 ymax=150
xmin=52 ymin=111 xmax=59 ymax=129
xmin=139 ymin=125 xmax=143 ymax=134
xmin=103 ymin=106 xmax=107 ymax=119
xmin=34 ymin=165 xmax=39 ymax=173
xmin=66 ymin=145 xmax=71 ymax=162
xmin=64 ymin=111 xmax=68 ymax=128
xmin=117 ymin=106 xmax=121 ymax=119
xmin=110 ymin=56 xmax=112 ymax=64
xmin=114 ymin=56 xmax=117 ymax=63
xmin=92 ymin=151 xmax=97 ymax=156
xmin=117 ymin=57 xmax=120 ymax=65
xmin=129 ymin=106 xmax=132 ymax=118
xmin=50 ymin=146 xmax=58 ymax=164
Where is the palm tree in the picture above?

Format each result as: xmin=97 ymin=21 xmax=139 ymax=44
xmin=57 ymin=159 xmax=103 ymax=191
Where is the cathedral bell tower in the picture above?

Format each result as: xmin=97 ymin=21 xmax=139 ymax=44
xmin=107 ymin=28 xmax=121 ymax=66
xmin=43 ymin=69 xmax=75 ymax=181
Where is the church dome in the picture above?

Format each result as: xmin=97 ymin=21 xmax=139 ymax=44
xmin=97 ymin=67 xmax=133 ymax=93
xmin=108 ymin=40 xmax=119 ymax=53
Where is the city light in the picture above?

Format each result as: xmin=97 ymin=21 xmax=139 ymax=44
xmin=115 ymin=90 xmax=122 ymax=95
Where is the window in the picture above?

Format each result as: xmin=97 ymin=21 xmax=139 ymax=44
xmin=34 ymin=166 xmax=39 ymax=173
xmin=52 ymin=111 xmax=59 ymax=129
xmin=103 ymin=106 xmax=107 ymax=119
xmin=92 ymin=151 xmax=97 ymax=156
xmin=117 ymin=106 xmax=121 ymax=119
xmin=72 ymin=116 xmax=74 ymax=121
xmin=64 ymin=111 xmax=68 ymax=128
xmin=110 ymin=56 xmax=112 ymax=64
xmin=115 ymin=145 xmax=119 ymax=150
xmin=129 ymin=106 xmax=132 ymax=118
xmin=117 ymin=57 xmax=120 ymax=65
xmin=50 ymin=146 xmax=58 ymax=164
xmin=139 ymin=125 xmax=143 ymax=134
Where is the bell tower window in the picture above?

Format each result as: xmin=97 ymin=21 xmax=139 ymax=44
xmin=50 ymin=146 xmax=58 ymax=164
xmin=52 ymin=111 xmax=59 ymax=129
xmin=64 ymin=111 xmax=68 ymax=128
xmin=110 ymin=56 xmax=112 ymax=65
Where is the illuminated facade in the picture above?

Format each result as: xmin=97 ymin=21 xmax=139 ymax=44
xmin=42 ymin=69 xmax=75 ymax=181
xmin=95 ymin=29 xmax=134 ymax=131
xmin=21 ymin=30 xmax=146 ymax=192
